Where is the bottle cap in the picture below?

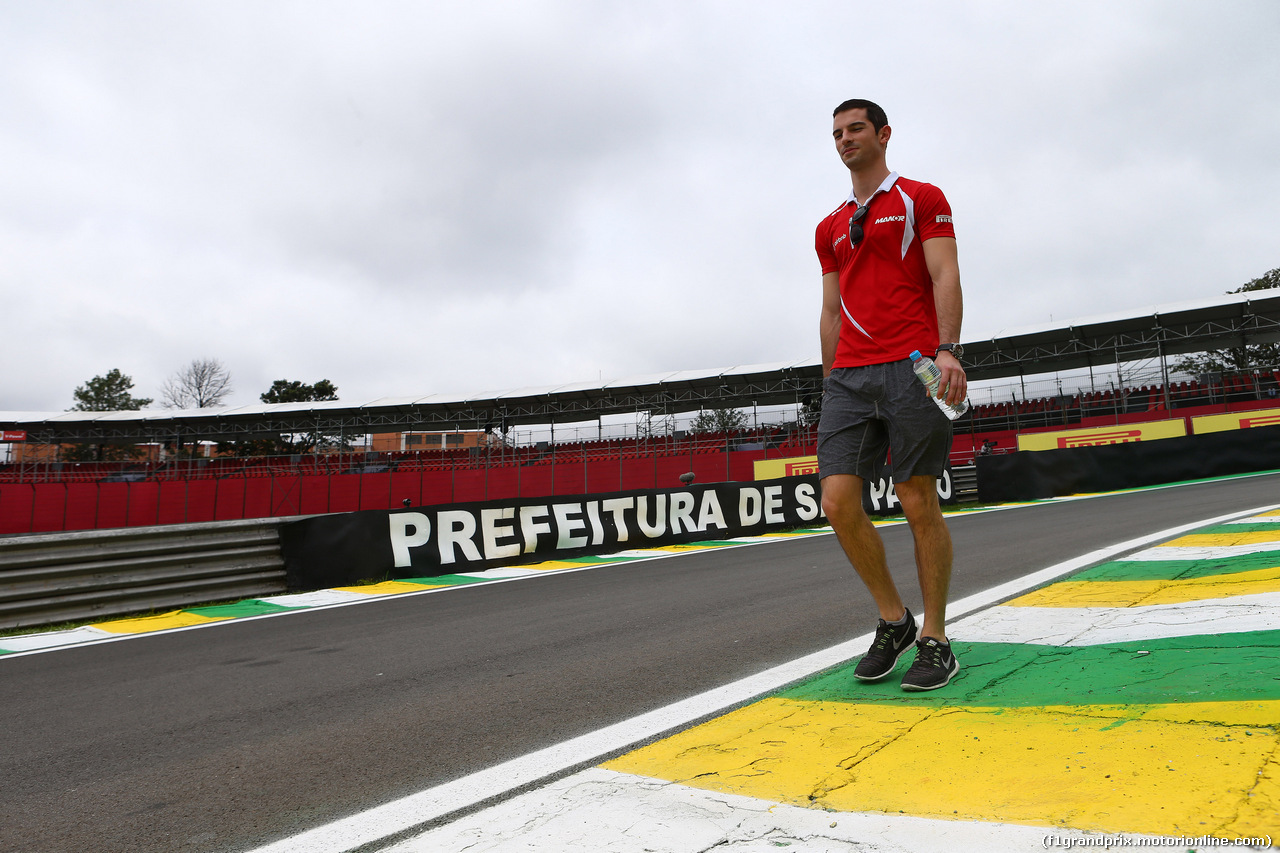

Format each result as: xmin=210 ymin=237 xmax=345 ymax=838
xmin=909 ymin=350 xmax=922 ymax=360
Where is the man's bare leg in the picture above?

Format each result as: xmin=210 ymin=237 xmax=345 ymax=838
xmin=820 ymin=473 xmax=906 ymax=622
xmin=894 ymin=474 xmax=952 ymax=642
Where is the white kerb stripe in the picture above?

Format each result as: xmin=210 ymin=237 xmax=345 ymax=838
xmin=952 ymin=590 xmax=1280 ymax=647
xmin=1128 ymin=541 xmax=1280 ymax=560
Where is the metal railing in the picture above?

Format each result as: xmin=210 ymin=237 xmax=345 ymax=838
xmin=0 ymin=426 xmax=810 ymax=484
xmin=0 ymin=518 xmax=287 ymax=631
xmin=951 ymin=465 xmax=978 ymax=501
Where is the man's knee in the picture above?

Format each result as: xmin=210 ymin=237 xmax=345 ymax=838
xmin=895 ymin=475 xmax=941 ymax=518
xmin=820 ymin=474 xmax=865 ymax=520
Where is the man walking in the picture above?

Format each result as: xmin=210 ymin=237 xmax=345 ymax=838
xmin=815 ymin=99 xmax=966 ymax=691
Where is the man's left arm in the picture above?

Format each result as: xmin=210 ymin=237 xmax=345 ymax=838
xmin=923 ymin=236 xmax=967 ymax=407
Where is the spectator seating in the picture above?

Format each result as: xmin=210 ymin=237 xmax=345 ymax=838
xmin=5 ymin=369 xmax=1280 ymax=533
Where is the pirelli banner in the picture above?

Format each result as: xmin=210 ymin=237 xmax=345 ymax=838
xmin=753 ymin=455 xmax=956 ymax=516
xmin=978 ymin=422 xmax=1280 ymax=502
xmin=280 ymin=477 xmax=825 ymax=591
xmin=1016 ymin=420 xmax=1187 ymax=452
xmin=1192 ymin=408 xmax=1280 ymax=435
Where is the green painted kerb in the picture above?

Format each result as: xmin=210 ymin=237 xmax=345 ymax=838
xmin=398 ymin=574 xmax=494 ymax=586
xmin=187 ymin=600 xmax=295 ymax=618
xmin=1074 ymin=551 xmax=1280 ymax=582
xmin=781 ymin=631 xmax=1280 ymax=708
xmin=1192 ymin=523 xmax=1280 ymax=534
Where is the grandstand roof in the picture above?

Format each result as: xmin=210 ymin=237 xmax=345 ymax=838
xmin=963 ymin=288 xmax=1280 ymax=380
xmin=3 ymin=289 xmax=1278 ymax=445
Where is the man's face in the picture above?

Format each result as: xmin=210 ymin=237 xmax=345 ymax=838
xmin=832 ymin=109 xmax=890 ymax=170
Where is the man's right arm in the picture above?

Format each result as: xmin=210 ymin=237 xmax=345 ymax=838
xmin=820 ymin=271 xmax=841 ymax=377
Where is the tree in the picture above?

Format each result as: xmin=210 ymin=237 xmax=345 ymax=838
xmin=66 ymin=369 xmax=152 ymax=461
xmin=70 ymin=368 xmax=153 ymax=411
xmin=690 ymin=407 xmax=749 ymax=433
xmin=1242 ymin=268 xmax=1280 ymax=292
xmin=221 ymin=378 xmax=342 ymax=456
xmin=260 ymin=378 xmax=339 ymax=404
xmin=1172 ymin=268 xmax=1280 ymax=376
xmin=161 ymin=358 xmax=232 ymax=409
xmin=261 ymin=378 xmax=342 ymax=454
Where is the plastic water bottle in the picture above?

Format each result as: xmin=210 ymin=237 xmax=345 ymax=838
xmin=909 ymin=350 xmax=970 ymax=420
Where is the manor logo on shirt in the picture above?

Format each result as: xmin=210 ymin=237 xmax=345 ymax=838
xmin=874 ymin=215 xmax=906 ymax=224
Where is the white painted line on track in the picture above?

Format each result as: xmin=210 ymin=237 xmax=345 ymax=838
xmin=954 ymin=589 xmax=1280 ymax=646
xmin=1130 ymin=542 xmax=1280 ymax=560
xmin=243 ymin=501 xmax=1280 ymax=853
xmin=258 ymin=590 xmax=368 ymax=607
xmin=455 ymin=567 xmax=554 ymax=578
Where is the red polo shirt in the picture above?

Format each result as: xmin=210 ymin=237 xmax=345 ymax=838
xmin=815 ymin=172 xmax=955 ymax=368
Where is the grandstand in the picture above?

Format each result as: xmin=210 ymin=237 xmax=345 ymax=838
xmin=2 ymin=290 xmax=1278 ymax=535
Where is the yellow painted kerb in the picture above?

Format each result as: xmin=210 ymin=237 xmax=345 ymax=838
xmin=1162 ymin=530 xmax=1280 ymax=547
xmin=604 ymin=696 xmax=1279 ymax=838
xmin=93 ymin=610 xmax=230 ymax=634
xmin=334 ymin=581 xmax=447 ymax=594
xmin=1006 ymin=566 xmax=1280 ymax=607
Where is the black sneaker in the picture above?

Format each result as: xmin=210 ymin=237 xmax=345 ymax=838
xmin=853 ymin=609 xmax=918 ymax=681
xmin=901 ymin=637 xmax=960 ymax=691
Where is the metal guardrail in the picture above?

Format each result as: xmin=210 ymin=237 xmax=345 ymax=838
xmin=952 ymin=465 xmax=978 ymax=501
xmin=0 ymin=518 xmax=288 ymax=631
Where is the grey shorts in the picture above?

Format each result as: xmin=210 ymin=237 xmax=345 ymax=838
xmin=817 ymin=360 xmax=952 ymax=482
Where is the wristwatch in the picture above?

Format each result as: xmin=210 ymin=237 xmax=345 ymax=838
xmin=936 ymin=342 xmax=964 ymax=359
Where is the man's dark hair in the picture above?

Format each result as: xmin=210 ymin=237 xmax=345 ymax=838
xmin=832 ymin=99 xmax=888 ymax=132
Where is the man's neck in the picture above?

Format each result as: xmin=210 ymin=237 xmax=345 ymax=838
xmin=849 ymin=165 xmax=892 ymax=206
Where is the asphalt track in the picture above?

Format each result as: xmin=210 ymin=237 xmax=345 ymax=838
xmin=2 ymin=473 xmax=1278 ymax=853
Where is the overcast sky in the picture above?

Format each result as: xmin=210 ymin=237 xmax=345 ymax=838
xmin=2 ymin=0 xmax=1277 ymax=414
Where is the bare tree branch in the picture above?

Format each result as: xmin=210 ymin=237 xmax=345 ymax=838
xmin=161 ymin=358 xmax=233 ymax=409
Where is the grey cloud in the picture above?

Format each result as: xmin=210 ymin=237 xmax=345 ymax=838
xmin=1 ymin=1 xmax=1278 ymax=414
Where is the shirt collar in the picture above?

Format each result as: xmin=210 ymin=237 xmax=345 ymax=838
xmin=846 ymin=171 xmax=899 ymax=207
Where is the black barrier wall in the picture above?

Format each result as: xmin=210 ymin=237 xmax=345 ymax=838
xmin=281 ymin=469 xmax=956 ymax=590
xmin=975 ymin=423 xmax=1280 ymax=502
xmin=282 ymin=477 xmax=820 ymax=590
